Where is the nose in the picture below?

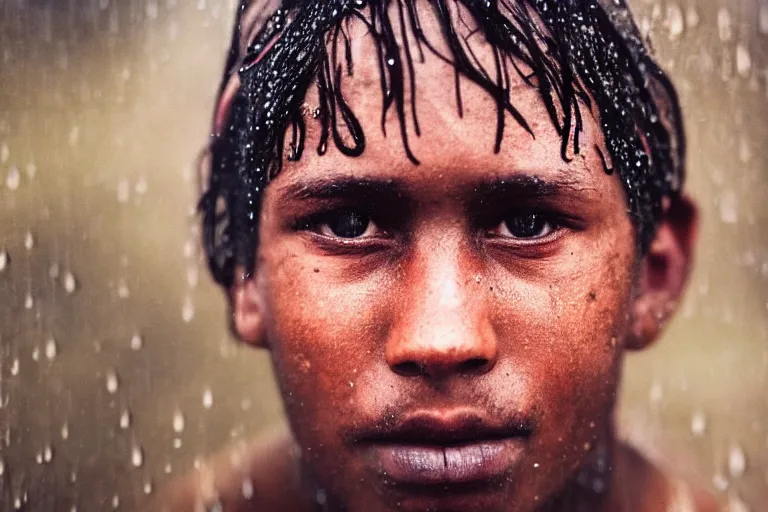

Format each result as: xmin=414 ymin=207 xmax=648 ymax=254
xmin=385 ymin=242 xmax=498 ymax=380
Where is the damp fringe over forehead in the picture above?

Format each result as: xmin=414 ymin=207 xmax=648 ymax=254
xmin=200 ymin=0 xmax=686 ymax=288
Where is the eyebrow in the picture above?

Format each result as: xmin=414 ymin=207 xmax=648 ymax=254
xmin=283 ymin=176 xmax=406 ymax=202
xmin=282 ymin=173 xmax=589 ymax=204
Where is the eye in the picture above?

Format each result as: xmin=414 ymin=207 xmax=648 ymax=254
xmin=315 ymin=210 xmax=378 ymax=239
xmin=492 ymin=213 xmax=558 ymax=240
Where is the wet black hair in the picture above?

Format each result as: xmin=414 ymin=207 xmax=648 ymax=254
xmin=200 ymin=0 xmax=685 ymax=288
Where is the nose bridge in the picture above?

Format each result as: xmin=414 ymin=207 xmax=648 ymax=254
xmin=386 ymin=237 xmax=497 ymax=379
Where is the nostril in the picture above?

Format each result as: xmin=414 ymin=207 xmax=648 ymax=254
xmin=392 ymin=361 xmax=424 ymax=377
xmin=460 ymin=357 xmax=490 ymax=373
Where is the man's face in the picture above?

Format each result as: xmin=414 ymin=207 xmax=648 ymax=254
xmin=236 ymin=12 xmax=640 ymax=512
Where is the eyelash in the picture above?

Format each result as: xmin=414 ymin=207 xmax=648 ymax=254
xmin=295 ymin=208 xmax=568 ymax=246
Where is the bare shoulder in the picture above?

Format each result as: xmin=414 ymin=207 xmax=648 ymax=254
xmin=143 ymin=425 xmax=310 ymax=512
xmin=616 ymin=442 xmax=722 ymax=512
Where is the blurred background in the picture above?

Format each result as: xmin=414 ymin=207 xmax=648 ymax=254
xmin=0 ymin=0 xmax=766 ymax=510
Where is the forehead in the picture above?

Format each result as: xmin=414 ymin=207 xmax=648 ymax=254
xmin=273 ymin=1 xmax=618 ymax=197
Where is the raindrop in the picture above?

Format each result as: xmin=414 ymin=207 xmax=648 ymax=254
xmin=727 ymin=493 xmax=751 ymax=512
xmin=6 ymin=166 xmax=20 ymax=190
xmin=173 ymin=437 xmax=182 ymax=449
xmin=164 ymin=462 xmax=172 ymax=474
xmin=49 ymin=263 xmax=60 ymax=279
xmin=117 ymin=179 xmax=130 ymax=203
xmin=717 ymin=8 xmax=733 ymax=42
xmin=202 ymin=387 xmax=213 ymax=409
xmin=182 ymin=297 xmax=195 ymax=322
xmin=24 ymin=293 xmax=34 ymax=310
xmin=143 ymin=481 xmax=153 ymax=495
xmin=713 ymin=472 xmax=729 ymax=492
xmin=135 ymin=176 xmax=148 ymax=195
xmin=685 ymin=7 xmax=700 ymax=29
xmin=43 ymin=444 xmax=53 ymax=463
xmin=45 ymin=338 xmax=58 ymax=360
xmin=61 ymin=422 xmax=69 ymax=440
xmin=0 ymin=250 xmax=8 ymax=272
xmin=728 ymin=444 xmax=747 ymax=478
xmin=760 ymin=1 xmax=768 ymax=35
xmin=666 ymin=5 xmax=684 ymax=40
xmin=106 ymin=370 xmax=119 ymax=394
xmin=119 ymin=410 xmax=131 ymax=429
xmin=10 ymin=358 xmax=19 ymax=376
xmin=117 ymin=279 xmax=130 ymax=299
xmin=736 ymin=44 xmax=752 ymax=77
xmin=32 ymin=345 xmax=40 ymax=361
xmin=0 ymin=458 xmax=4 ymax=476
xmin=172 ymin=409 xmax=185 ymax=433
xmin=131 ymin=445 xmax=144 ymax=468
xmin=242 ymin=478 xmax=254 ymax=499
xmin=111 ymin=494 xmax=120 ymax=509
xmin=691 ymin=411 xmax=706 ymax=436
xmin=69 ymin=126 xmax=80 ymax=146
xmin=63 ymin=272 xmax=77 ymax=293
xmin=130 ymin=333 xmax=143 ymax=350
xmin=0 ymin=143 xmax=8 ymax=163
xmin=24 ymin=231 xmax=35 ymax=250
xmin=719 ymin=190 xmax=739 ymax=224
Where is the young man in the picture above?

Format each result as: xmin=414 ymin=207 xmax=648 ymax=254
xmin=153 ymin=0 xmax=718 ymax=510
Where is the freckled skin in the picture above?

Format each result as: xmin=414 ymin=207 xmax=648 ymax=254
xmin=149 ymin=7 xmax=715 ymax=512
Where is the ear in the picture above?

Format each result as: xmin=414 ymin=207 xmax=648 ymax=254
xmin=626 ymin=195 xmax=699 ymax=351
xmin=231 ymin=270 xmax=269 ymax=349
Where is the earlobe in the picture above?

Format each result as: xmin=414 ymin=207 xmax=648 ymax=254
xmin=627 ymin=195 xmax=698 ymax=351
xmin=231 ymin=272 xmax=269 ymax=348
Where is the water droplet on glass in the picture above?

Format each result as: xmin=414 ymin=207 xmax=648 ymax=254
xmin=111 ymin=494 xmax=120 ymax=509
xmin=130 ymin=333 xmax=143 ymax=351
xmin=32 ymin=345 xmax=40 ymax=361
xmin=131 ymin=445 xmax=144 ymax=468
xmin=0 ymin=458 xmax=4 ymax=476
xmin=202 ymin=387 xmax=213 ymax=409
xmin=24 ymin=293 xmax=34 ymax=310
xmin=45 ymin=338 xmax=58 ymax=360
xmin=0 ymin=143 xmax=9 ymax=163
xmin=24 ymin=232 xmax=35 ymax=250
xmin=106 ymin=370 xmax=119 ymax=394
xmin=164 ymin=462 xmax=172 ymax=474
xmin=10 ymin=358 xmax=19 ymax=376
xmin=6 ymin=166 xmax=20 ymax=190
xmin=0 ymin=250 xmax=8 ymax=272
xmin=49 ymin=263 xmax=60 ymax=279
xmin=173 ymin=409 xmax=185 ymax=433
xmin=173 ymin=437 xmax=182 ymax=449
xmin=728 ymin=444 xmax=747 ymax=478
xmin=143 ymin=480 xmax=153 ymax=495
xmin=61 ymin=422 xmax=69 ymax=440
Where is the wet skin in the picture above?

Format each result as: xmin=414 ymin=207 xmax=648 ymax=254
xmin=163 ymin=5 xmax=703 ymax=512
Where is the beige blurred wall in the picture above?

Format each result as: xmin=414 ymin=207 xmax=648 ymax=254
xmin=0 ymin=0 xmax=766 ymax=510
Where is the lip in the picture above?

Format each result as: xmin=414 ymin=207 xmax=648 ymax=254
xmin=356 ymin=411 xmax=532 ymax=486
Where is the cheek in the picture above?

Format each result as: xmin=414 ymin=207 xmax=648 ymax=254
xmin=492 ymin=246 xmax=635 ymax=438
xmin=260 ymin=247 xmax=390 ymax=419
